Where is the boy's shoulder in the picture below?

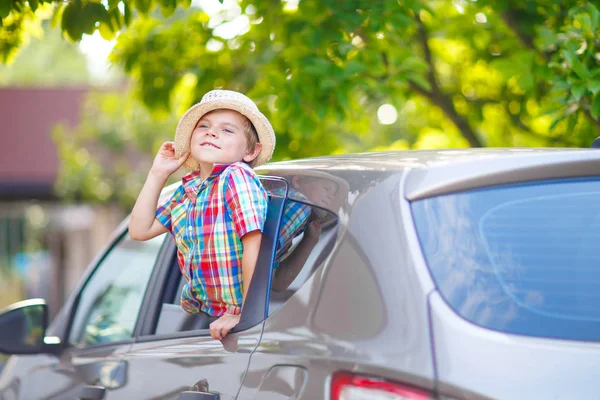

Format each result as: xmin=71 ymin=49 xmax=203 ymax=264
xmin=219 ymin=161 xmax=262 ymax=185
xmin=223 ymin=161 xmax=257 ymax=176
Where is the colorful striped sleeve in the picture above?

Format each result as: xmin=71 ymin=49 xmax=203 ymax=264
xmin=225 ymin=164 xmax=268 ymax=238
xmin=155 ymin=187 xmax=180 ymax=233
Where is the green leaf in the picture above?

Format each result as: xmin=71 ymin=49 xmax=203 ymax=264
xmin=29 ymin=0 xmax=38 ymax=12
xmin=108 ymin=8 xmax=122 ymax=31
xmin=80 ymin=2 xmax=108 ymax=35
xmin=123 ymin=2 xmax=131 ymax=25
xmin=586 ymin=3 xmax=600 ymax=31
xmin=562 ymin=48 xmax=591 ymax=79
xmin=134 ymin=0 xmax=151 ymax=15
xmin=537 ymin=26 xmax=558 ymax=48
xmin=62 ymin=2 xmax=83 ymax=41
xmin=592 ymin=94 xmax=600 ymax=120
xmin=551 ymin=79 xmax=570 ymax=92
xmin=0 ymin=0 xmax=12 ymax=18
xmin=107 ymin=0 xmax=120 ymax=10
xmin=398 ymin=56 xmax=428 ymax=73
xmin=571 ymin=82 xmax=587 ymax=100
xmin=407 ymin=74 xmax=431 ymax=91
xmin=98 ymin=21 xmax=115 ymax=40
xmin=50 ymin=2 xmax=64 ymax=28
xmin=157 ymin=0 xmax=176 ymax=17
xmin=549 ymin=113 xmax=567 ymax=131
xmin=590 ymin=80 xmax=600 ymax=95
xmin=517 ymin=72 xmax=535 ymax=91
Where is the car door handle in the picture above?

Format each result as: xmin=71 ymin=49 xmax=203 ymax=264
xmin=77 ymin=385 xmax=106 ymax=400
xmin=177 ymin=391 xmax=220 ymax=400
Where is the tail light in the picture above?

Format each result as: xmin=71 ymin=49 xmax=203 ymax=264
xmin=330 ymin=371 xmax=432 ymax=400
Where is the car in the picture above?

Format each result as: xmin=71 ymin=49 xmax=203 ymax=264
xmin=1 ymin=148 xmax=600 ymax=400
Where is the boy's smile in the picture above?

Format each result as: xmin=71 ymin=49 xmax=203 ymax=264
xmin=200 ymin=141 xmax=221 ymax=149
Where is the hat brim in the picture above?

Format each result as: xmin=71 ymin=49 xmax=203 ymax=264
xmin=174 ymin=99 xmax=275 ymax=170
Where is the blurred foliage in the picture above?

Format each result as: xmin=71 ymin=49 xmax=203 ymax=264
xmin=0 ymin=20 xmax=89 ymax=84
xmin=2 ymin=0 xmax=600 ymax=205
xmin=53 ymin=88 xmax=184 ymax=205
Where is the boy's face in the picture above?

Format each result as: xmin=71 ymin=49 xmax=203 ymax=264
xmin=189 ymin=109 xmax=261 ymax=168
xmin=293 ymin=177 xmax=339 ymax=208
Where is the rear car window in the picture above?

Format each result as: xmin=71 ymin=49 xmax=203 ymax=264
xmin=411 ymin=178 xmax=600 ymax=342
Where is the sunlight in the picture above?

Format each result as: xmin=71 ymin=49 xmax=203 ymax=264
xmin=79 ymin=31 xmax=116 ymax=83
xmin=377 ymin=104 xmax=398 ymax=125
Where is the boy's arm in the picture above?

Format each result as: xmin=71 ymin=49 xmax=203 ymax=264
xmin=129 ymin=170 xmax=170 ymax=241
xmin=240 ymin=230 xmax=263 ymax=303
xmin=209 ymin=230 xmax=262 ymax=341
xmin=129 ymin=141 xmax=188 ymax=241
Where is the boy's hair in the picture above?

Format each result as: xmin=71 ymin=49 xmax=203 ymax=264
xmin=242 ymin=117 xmax=259 ymax=153
xmin=241 ymin=116 xmax=260 ymax=167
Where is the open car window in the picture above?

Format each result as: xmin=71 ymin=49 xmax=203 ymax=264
xmin=68 ymin=233 xmax=167 ymax=348
xmin=149 ymin=177 xmax=287 ymax=337
xmin=147 ymin=173 xmax=343 ymax=337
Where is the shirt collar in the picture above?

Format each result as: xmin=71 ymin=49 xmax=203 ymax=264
xmin=181 ymin=163 xmax=232 ymax=197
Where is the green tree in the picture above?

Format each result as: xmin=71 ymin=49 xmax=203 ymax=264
xmin=3 ymin=0 xmax=600 ymax=204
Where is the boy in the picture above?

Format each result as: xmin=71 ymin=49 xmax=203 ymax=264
xmin=129 ymin=90 xmax=275 ymax=340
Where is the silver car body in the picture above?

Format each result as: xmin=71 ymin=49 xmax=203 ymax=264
xmin=1 ymin=148 xmax=599 ymax=400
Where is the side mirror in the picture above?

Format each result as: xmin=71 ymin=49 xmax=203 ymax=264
xmin=591 ymin=137 xmax=600 ymax=148
xmin=0 ymin=299 xmax=60 ymax=355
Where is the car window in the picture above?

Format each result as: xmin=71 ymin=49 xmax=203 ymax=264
xmin=411 ymin=178 xmax=600 ymax=342
xmin=268 ymin=198 xmax=338 ymax=316
xmin=68 ymin=232 xmax=167 ymax=347
xmin=150 ymin=174 xmax=343 ymax=335
xmin=152 ymin=191 xmax=286 ymax=336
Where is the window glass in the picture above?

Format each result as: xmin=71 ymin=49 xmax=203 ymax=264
xmin=411 ymin=178 xmax=600 ymax=342
xmin=269 ymin=198 xmax=338 ymax=316
xmin=69 ymin=233 xmax=166 ymax=347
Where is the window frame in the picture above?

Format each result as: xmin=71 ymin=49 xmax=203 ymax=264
xmin=266 ymin=196 xmax=339 ymax=317
xmin=64 ymin=228 xmax=171 ymax=350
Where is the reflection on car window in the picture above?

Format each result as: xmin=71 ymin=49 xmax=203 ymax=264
xmin=268 ymin=173 xmax=346 ymax=316
xmin=412 ymin=178 xmax=600 ymax=342
xmin=69 ymin=233 xmax=166 ymax=347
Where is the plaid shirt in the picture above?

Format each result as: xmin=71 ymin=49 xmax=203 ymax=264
xmin=273 ymin=187 xmax=313 ymax=266
xmin=156 ymin=162 xmax=267 ymax=316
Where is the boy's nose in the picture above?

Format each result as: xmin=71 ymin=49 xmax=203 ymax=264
xmin=206 ymin=129 xmax=217 ymax=137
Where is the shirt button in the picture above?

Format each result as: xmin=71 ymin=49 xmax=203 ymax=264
xmin=188 ymin=226 xmax=193 ymax=231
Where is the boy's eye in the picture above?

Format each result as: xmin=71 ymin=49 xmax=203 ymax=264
xmin=223 ymin=128 xmax=234 ymax=134
xmin=199 ymin=124 xmax=209 ymax=128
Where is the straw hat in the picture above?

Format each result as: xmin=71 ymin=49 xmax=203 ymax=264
xmin=174 ymin=89 xmax=276 ymax=170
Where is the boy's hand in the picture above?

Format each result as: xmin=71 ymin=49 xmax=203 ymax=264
xmin=304 ymin=220 xmax=322 ymax=242
xmin=209 ymin=313 xmax=240 ymax=340
xmin=151 ymin=142 xmax=189 ymax=177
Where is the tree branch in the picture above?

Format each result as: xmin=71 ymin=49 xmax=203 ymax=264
xmin=412 ymin=14 xmax=483 ymax=147
xmin=501 ymin=11 xmax=536 ymax=51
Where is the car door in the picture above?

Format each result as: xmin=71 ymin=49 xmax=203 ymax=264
xmin=235 ymin=173 xmax=343 ymax=400
xmin=0 ymin=230 xmax=169 ymax=400
xmin=119 ymin=181 xmax=286 ymax=400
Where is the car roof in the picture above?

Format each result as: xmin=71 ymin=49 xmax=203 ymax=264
xmin=161 ymin=148 xmax=600 ymax=201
